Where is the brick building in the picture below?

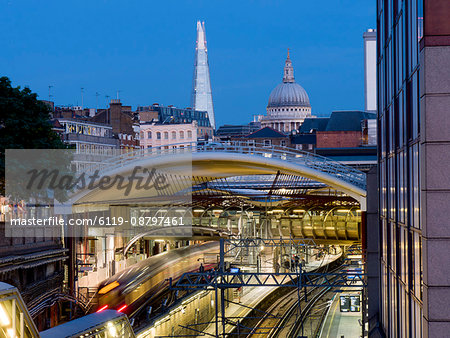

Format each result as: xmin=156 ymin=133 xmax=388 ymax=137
xmin=291 ymin=111 xmax=376 ymax=150
xmin=91 ymin=99 xmax=139 ymax=149
xmin=244 ymin=127 xmax=290 ymax=147
xmin=0 ymin=201 xmax=67 ymax=331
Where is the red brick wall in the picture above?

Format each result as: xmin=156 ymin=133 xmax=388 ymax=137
xmin=316 ymin=131 xmax=362 ymax=148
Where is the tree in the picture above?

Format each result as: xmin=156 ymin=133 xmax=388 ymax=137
xmin=0 ymin=76 xmax=67 ymax=195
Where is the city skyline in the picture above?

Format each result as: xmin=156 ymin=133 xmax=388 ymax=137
xmin=0 ymin=1 xmax=375 ymax=127
xmin=2 ymin=0 xmax=449 ymax=336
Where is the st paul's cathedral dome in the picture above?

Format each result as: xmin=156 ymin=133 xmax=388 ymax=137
xmin=261 ymin=50 xmax=313 ymax=133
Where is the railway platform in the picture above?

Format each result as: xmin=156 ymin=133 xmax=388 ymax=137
xmin=319 ymin=291 xmax=363 ymax=338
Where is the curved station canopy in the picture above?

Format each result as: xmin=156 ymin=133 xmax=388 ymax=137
xmin=69 ymin=142 xmax=367 ymax=243
xmin=72 ymin=142 xmax=366 ymax=205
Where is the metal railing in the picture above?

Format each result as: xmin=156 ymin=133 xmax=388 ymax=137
xmin=82 ymin=141 xmax=366 ymax=190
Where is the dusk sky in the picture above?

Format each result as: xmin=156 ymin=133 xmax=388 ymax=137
xmin=1 ymin=0 xmax=375 ymax=126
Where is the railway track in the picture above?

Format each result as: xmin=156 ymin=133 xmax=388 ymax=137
xmin=246 ymin=263 xmax=343 ymax=338
xmin=278 ymin=286 xmax=333 ymax=338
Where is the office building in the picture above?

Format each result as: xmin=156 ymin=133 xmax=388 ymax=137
xmin=53 ymin=118 xmax=119 ymax=171
xmin=364 ymin=29 xmax=377 ymax=113
xmin=191 ymin=21 xmax=216 ymax=129
xmin=373 ymin=0 xmax=450 ymax=336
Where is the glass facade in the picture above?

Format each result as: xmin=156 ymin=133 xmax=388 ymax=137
xmin=191 ymin=21 xmax=215 ymax=129
xmin=377 ymin=0 xmax=423 ymax=336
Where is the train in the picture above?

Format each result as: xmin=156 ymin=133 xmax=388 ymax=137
xmin=96 ymin=241 xmax=219 ymax=316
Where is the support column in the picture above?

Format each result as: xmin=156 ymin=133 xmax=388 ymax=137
xmin=366 ymin=167 xmax=381 ymax=337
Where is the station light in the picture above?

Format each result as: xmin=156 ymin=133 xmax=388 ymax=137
xmin=0 ymin=303 xmax=11 ymax=326
xmin=107 ymin=322 xmax=117 ymax=337
xmin=293 ymin=209 xmax=305 ymax=213
xmin=337 ymin=209 xmax=350 ymax=213
xmin=272 ymin=209 xmax=284 ymax=213
xmin=7 ymin=328 xmax=15 ymax=338
xmin=193 ymin=209 xmax=204 ymax=213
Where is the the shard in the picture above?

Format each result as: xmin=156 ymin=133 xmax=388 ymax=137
xmin=191 ymin=21 xmax=215 ymax=130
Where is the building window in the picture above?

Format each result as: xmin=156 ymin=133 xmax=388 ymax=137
xmin=187 ymin=130 xmax=192 ymax=139
xmin=281 ymin=140 xmax=286 ymax=147
xmin=171 ymin=131 xmax=176 ymax=139
xmin=157 ymin=132 xmax=161 ymax=140
xmin=164 ymin=132 xmax=169 ymax=139
xmin=264 ymin=140 xmax=272 ymax=147
xmin=147 ymin=131 xmax=152 ymax=139
xmin=180 ymin=131 xmax=184 ymax=139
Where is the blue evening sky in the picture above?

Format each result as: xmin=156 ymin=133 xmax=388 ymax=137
xmin=1 ymin=0 xmax=375 ymax=127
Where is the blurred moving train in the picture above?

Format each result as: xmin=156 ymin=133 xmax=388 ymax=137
xmin=96 ymin=241 xmax=219 ymax=317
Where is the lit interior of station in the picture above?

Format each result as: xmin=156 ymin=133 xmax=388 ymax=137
xmin=4 ymin=143 xmax=366 ymax=337
xmin=61 ymin=143 xmax=366 ymax=337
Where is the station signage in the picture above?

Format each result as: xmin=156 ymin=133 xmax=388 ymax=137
xmin=339 ymin=294 xmax=361 ymax=312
